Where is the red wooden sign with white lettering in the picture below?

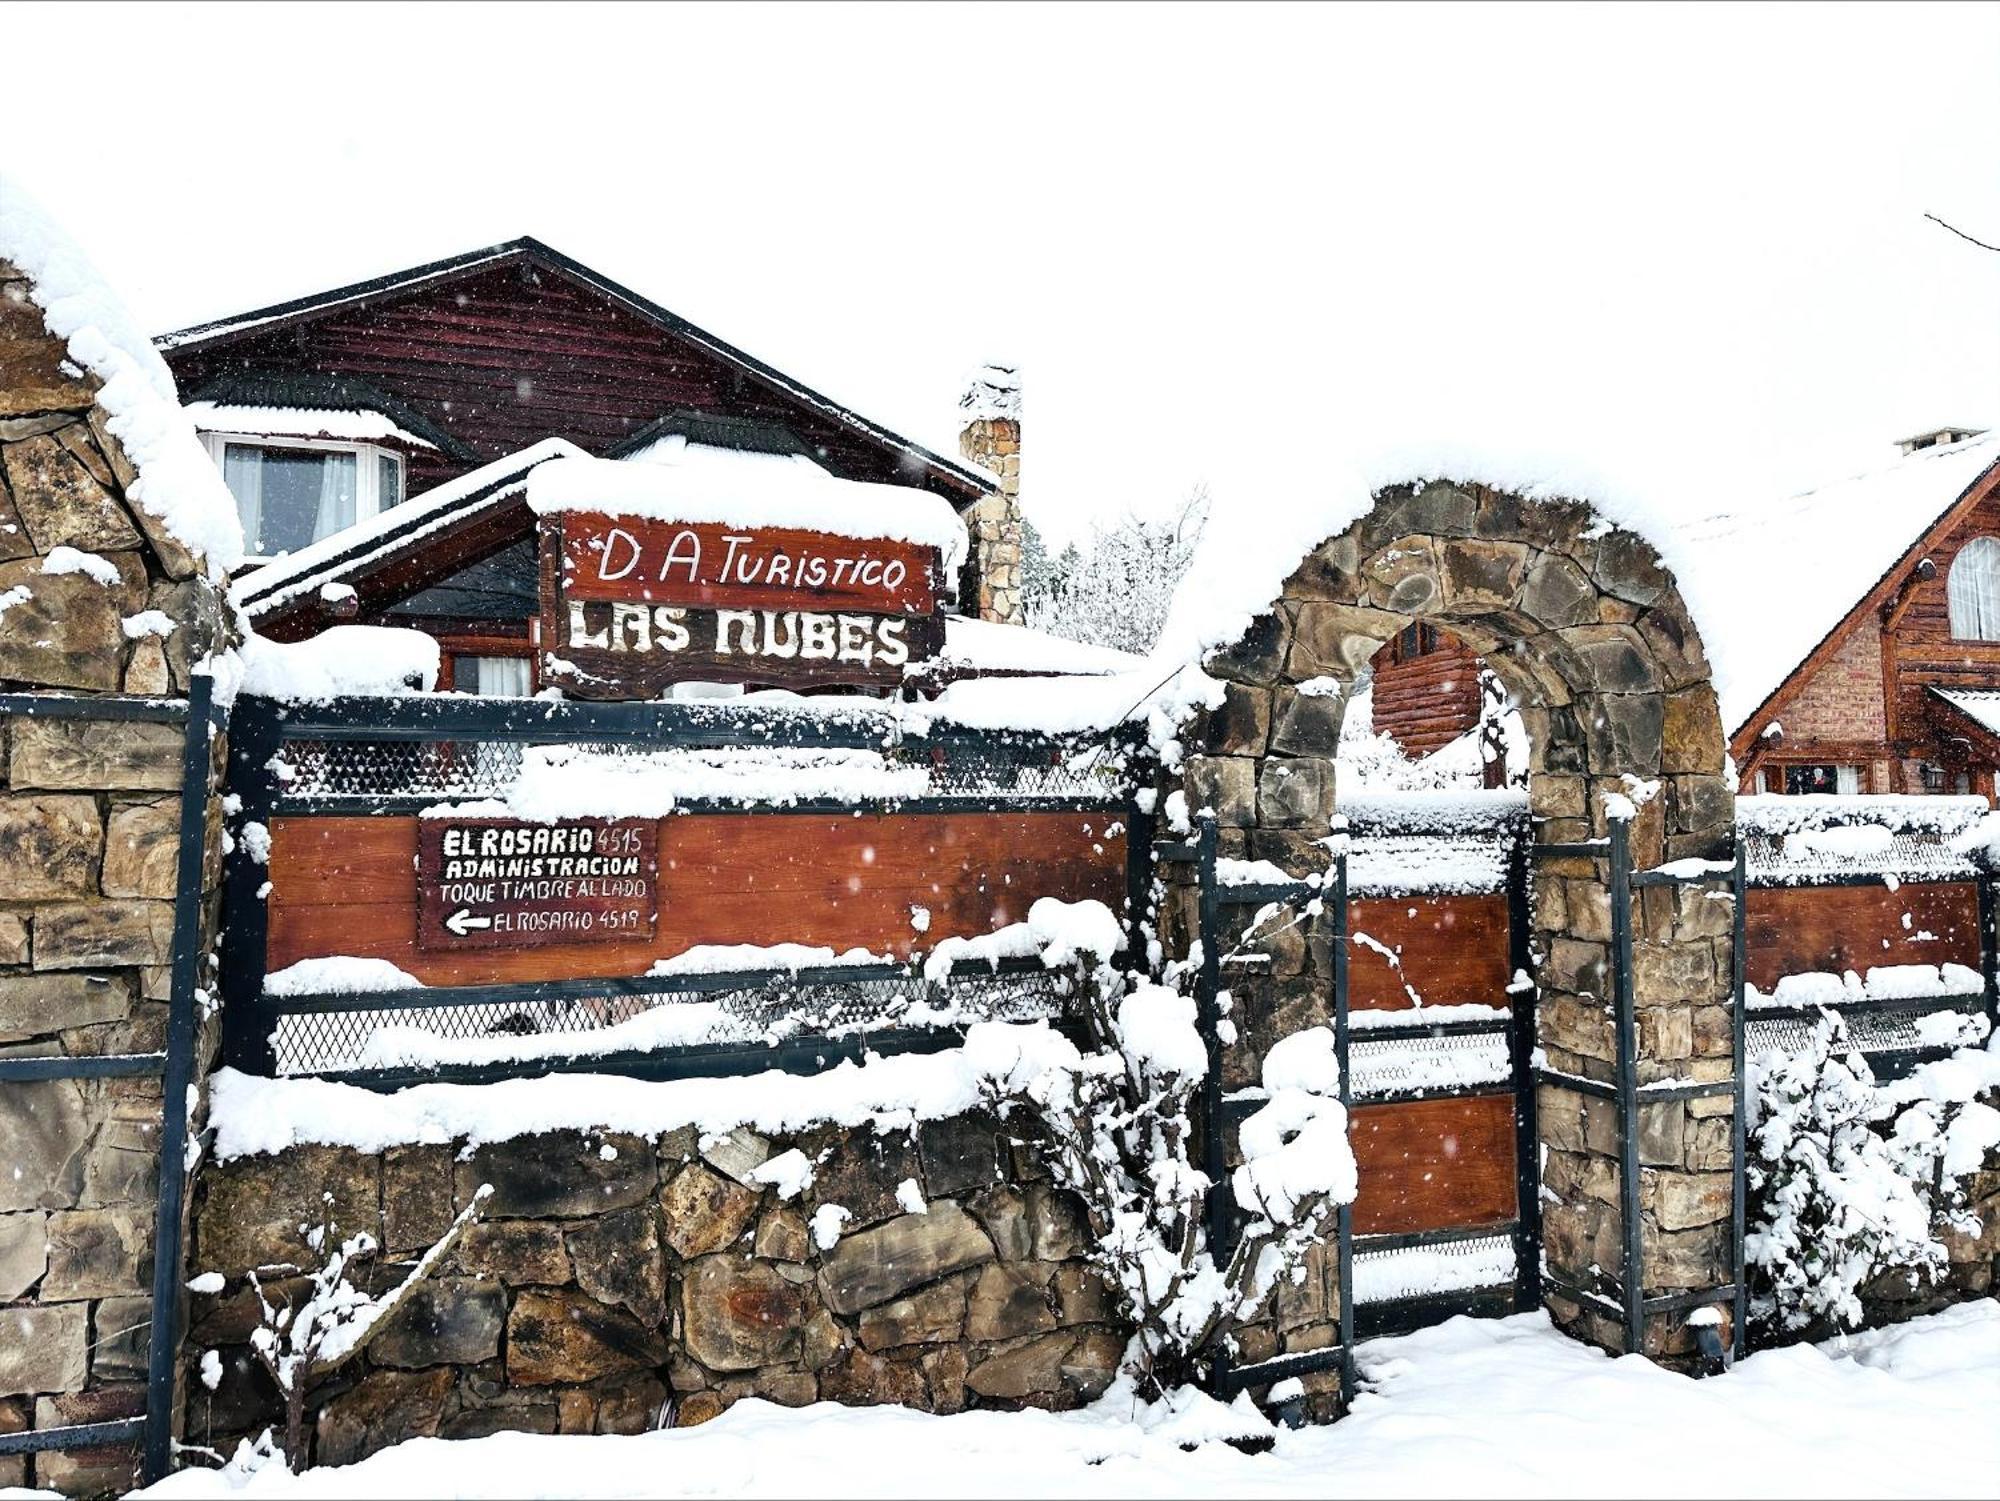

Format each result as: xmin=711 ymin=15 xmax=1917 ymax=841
xmin=416 ymin=816 xmax=658 ymax=950
xmin=537 ymin=512 xmax=945 ymax=698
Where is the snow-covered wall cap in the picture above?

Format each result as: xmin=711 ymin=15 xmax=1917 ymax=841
xmin=529 ymin=444 xmax=969 ymax=574
xmin=1736 ymin=793 xmax=1989 ymax=838
xmin=1338 ymin=789 xmax=1530 ymax=838
xmin=185 ymin=402 xmax=437 ymax=451
xmin=959 ymin=364 xmax=1020 ymax=425
xmin=0 ymin=175 xmax=244 ymax=576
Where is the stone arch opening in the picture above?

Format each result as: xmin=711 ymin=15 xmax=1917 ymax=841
xmin=1180 ymin=477 xmax=1735 ymax=1364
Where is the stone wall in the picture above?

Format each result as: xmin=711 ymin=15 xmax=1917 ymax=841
xmin=0 ymin=258 xmax=233 ymax=1493
xmin=185 ymin=1115 xmax=1127 ymax=1468
xmin=1171 ymin=479 xmax=1738 ymax=1366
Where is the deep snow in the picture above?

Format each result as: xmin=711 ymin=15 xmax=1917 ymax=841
xmin=118 ymin=1302 xmax=2000 ymax=1501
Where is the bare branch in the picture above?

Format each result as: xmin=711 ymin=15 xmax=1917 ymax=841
xmin=1926 ymin=213 xmax=2000 ymax=253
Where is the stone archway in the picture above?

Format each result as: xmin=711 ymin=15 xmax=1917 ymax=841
xmin=1179 ymin=477 xmax=1734 ymax=1364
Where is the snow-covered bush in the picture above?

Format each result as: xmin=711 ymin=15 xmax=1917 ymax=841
xmin=981 ymin=899 xmax=1356 ymax=1390
xmin=1746 ymin=1015 xmax=1999 ymax=1338
xmin=243 ymin=1185 xmax=491 ymax=1466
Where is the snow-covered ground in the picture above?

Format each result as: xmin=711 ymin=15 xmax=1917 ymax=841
xmin=118 ymin=1303 xmax=2000 ymax=1501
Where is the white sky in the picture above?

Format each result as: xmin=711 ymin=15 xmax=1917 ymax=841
xmin=3 ymin=1 xmax=1996 ymax=546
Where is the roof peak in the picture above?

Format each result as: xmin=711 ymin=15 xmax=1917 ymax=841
xmin=154 ymin=236 xmax=997 ymax=501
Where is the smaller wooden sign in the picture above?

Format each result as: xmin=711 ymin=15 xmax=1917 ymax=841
xmin=539 ymin=512 xmax=945 ymax=698
xmin=416 ymin=817 xmax=658 ymax=951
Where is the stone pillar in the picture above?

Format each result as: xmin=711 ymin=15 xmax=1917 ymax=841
xmin=0 ymin=252 xmax=234 ymax=1491
xmin=957 ymin=365 xmax=1024 ymax=626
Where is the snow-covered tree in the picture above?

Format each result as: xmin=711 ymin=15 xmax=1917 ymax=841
xmin=245 ymin=1184 xmax=491 ymax=1466
xmin=1025 ymin=486 xmax=1209 ymax=655
xmin=982 ymin=897 xmax=1355 ymax=1390
xmin=1744 ymin=1014 xmax=1998 ymax=1338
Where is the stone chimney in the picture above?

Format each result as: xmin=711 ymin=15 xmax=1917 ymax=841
xmin=957 ymin=364 xmax=1023 ymax=626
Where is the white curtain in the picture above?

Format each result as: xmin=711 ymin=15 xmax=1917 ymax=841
xmin=222 ymin=445 xmax=263 ymax=552
xmin=1949 ymin=536 xmax=2000 ymax=640
xmin=460 ymin=656 xmax=532 ymax=696
xmin=313 ymin=451 xmax=358 ymax=539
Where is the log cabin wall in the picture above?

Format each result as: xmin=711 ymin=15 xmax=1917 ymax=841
xmin=1368 ymin=629 xmax=1482 ymax=758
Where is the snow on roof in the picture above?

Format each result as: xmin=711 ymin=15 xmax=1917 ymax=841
xmin=533 ymin=439 xmax=969 ymax=571
xmin=231 ymin=437 xmax=585 ymax=617
xmin=0 ymin=175 xmax=243 ymax=576
xmin=1675 ymin=430 xmax=2000 ymax=732
xmin=1933 ymin=687 xmax=2000 ymax=740
xmin=156 ymin=236 xmax=999 ymax=501
xmin=939 ymin=616 xmax=1145 ymax=677
xmin=185 ymin=401 xmax=437 ymax=450
xmin=960 ymin=363 xmax=1020 ymax=424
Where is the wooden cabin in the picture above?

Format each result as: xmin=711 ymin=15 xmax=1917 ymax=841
xmin=156 ymin=242 xmax=1085 ymax=690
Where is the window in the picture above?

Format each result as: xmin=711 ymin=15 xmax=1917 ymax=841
xmin=1947 ymin=536 xmax=2000 ymax=640
xmin=1396 ymin=622 xmax=1438 ymax=660
xmin=1783 ymin=765 xmax=1860 ymax=795
xmin=451 ymin=655 xmax=533 ymax=697
xmin=205 ymin=435 xmax=405 ymax=559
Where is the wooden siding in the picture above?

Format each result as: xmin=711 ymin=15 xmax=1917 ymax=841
xmin=165 ymin=264 xmax=978 ymax=508
xmin=1743 ymin=881 xmax=1981 ymax=989
xmin=1347 ymin=893 xmax=1512 ymax=1010
xmin=1370 ymin=636 xmax=1482 ymax=757
xmin=265 ymin=811 xmax=1125 ymax=986
xmin=1350 ymin=1093 xmax=1518 ymax=1236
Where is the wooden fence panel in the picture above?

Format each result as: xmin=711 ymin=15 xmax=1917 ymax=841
xmin=1347 ymin=893 xmax=1511 ymax=1011
xmin=265 ymin=811 xmax=1125 ymax=986
xmin=1349 ymin=1093 xmax=1518 ymax=1236
xmin=1743 ymin=881 xmax=1980 ymax=990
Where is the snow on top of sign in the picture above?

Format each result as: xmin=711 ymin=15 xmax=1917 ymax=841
xmin=530 ymin=439 xmax=969 ymax=569
xmin=184 ymin=402 xmax=437 ymax=450
xmin=231 ymin=437 xmax=586 ymax=616
xmin=239 ymin=625 xmax=440 ymax=700
xmin=940 ymin=616 xmax=1147 ymax=677
xmin=206 ymin=1020 xmax=1091 ymax=1159
xmin=0 ymin=175 xmax=244 ymax=575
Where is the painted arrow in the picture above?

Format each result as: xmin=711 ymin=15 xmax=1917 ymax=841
xmin=445 ymin=909 xmax=495 ymax=937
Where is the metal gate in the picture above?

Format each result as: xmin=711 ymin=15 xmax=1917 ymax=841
xmin=0 ymin=680 xmax=220 ymax=1486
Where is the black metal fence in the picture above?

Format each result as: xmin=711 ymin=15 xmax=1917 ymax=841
xmin=1167 ymin=795 xmax=1538 ymax=1402
xmin=0 ymin=684 xmax=221 ymax=1486
xmin=220 ymin=691 xmax=1149 ymax=1088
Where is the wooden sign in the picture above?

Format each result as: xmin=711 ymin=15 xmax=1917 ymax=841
xmin=538 ymin=512 xmax=945 ymax=698
xmin=416 ymin=816 xmax=658 ymax=951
